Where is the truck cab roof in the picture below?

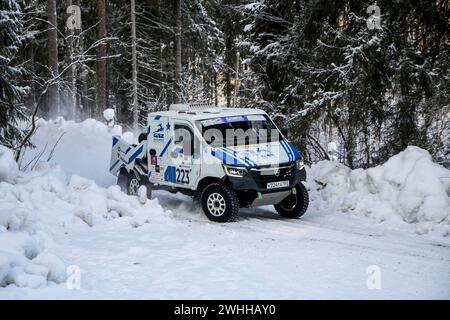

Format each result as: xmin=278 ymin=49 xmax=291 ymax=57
xmin=147 ymin=104 xmax=268 ymax=122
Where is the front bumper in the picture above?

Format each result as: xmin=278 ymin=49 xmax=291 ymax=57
xmin=226 ymin=163 xmax=306 ymax=207
xmin=227 ymin=162 xmax=306 ymax=193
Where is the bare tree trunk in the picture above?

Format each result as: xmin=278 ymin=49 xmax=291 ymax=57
xmin=233 ymin=51 xmax=239 ymax=107
xmin=66 ymin=0 xmax=77 ymax=120
xmin=47 ymin=0 xmax=59 ymax=117
xmin=80 ymin=34 xmax=89 ymax=119
xmin=131 ymin=0 xmax=139 ymax=130
xmin=97 ymin=0 xmax=107 ymax=117
xmin=213 ymin=71 xmax=218 ymax=107
xmin=174 ymin=0 xmax=182 ymax=103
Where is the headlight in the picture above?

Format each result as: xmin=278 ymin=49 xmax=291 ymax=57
xmin=223 ymin=165 xmax=247 ymax=177
xmin=296 ymin=158 xmax=304 ymax=170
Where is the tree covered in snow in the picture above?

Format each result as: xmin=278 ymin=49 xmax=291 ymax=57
xmin=103 ymin=0 xmax=224 ymax=126
xmin=241 ymin=0 xmax=449 ymax=167
xmin=1 ymin=0 xmax=448 ymax=167
xmin=0 ymin=0 xmax=30 ymax=150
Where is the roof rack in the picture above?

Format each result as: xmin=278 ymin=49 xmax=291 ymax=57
xmin=169 ymin=101 xmax=215 ymax=112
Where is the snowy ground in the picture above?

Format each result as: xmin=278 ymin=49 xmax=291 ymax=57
xmin=2 ymin=190 xmax=450 ymax=299
xmin=1 ymin=118 xmax=449 ymax=299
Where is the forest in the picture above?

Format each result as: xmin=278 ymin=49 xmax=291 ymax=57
xmin=1 ymin=0 xmax=449 ymax=168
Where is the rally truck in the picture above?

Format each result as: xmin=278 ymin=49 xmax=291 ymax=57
xmin=109 ymin=103 xmax=309 ymax=222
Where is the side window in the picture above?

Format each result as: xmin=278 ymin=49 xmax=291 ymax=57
xmin=174 ymin=124 xmax=195 ymax=157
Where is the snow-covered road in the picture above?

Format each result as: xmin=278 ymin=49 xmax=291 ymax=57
xmin=3 ymin=190 xmax=449 ymax=299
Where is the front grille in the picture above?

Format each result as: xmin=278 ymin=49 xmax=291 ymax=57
xmin=250 ymin=163 xmax=295 ymax=186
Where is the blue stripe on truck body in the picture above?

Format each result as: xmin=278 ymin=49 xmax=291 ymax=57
xmin=128 ymin=145 xmax=144 ymax=164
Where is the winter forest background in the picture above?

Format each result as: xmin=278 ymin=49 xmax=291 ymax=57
xmin=1 ymin=0 xmax=449 ymax=169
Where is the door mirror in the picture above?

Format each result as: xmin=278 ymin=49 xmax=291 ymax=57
xmin=280 ymin=128 xmax=289 ymax=139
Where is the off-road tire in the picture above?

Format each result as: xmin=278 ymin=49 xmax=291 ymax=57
xmin=200 ymin=183 xmax=239 ymax=222
xmin=117 ymin=170 xmax=140 ymax=196
xmin=274 ymin=183 xmax=309 ymax=219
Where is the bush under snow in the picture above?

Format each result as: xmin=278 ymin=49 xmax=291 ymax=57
xmin=308 ymin=146 xmax=450 ymax=235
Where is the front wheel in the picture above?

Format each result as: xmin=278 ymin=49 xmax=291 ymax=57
xmin=274 ymin=183 xmax=309 ymax=219
xmin=200 ymin=183 xmax=239 ymax=222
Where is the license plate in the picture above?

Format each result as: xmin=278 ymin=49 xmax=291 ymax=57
xmin=266 ymin=180 xmax=289 ymax=189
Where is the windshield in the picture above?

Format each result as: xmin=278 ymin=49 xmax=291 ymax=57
xmin=197 ymin=114 xmax=282 ymax=148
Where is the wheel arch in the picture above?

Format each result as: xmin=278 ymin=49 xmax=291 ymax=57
xmin=118 ymin=167 xmax=141 ymax=181
xmin=196 ymin=176 xmax=227 ymax=194
xmin=118 ymin=167 xmax=129 ymax=176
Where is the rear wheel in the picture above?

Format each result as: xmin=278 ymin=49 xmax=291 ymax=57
xmin=117 ymin=170 xmax=141 ymax=196
xmin=274 ymin=183 xmax=309 ymax=219
xmin=128 ymin=177 xmax=140 ymax=195
xmin=200 ymin=183 xmax=239 ymax=222
xmin=117 ymin=170 xmax=130 ymax=193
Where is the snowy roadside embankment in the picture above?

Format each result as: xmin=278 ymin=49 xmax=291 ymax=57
xmin=307 ymin=146 xmax=450 ymax=236
xmin=0 ymin=146 xmax=66 ymax=289
xmin=1 ymin=143 xmax=165 ymax=289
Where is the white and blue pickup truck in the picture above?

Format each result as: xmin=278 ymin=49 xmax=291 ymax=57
xmin=109 ymin=103 xmax=309 ymax=222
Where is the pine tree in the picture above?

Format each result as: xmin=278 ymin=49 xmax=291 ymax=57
xmin=242 ymin=0 xmax=449 ymax=167
xmin=2 ymin=0 xmax=447 ymax=167
xmin=0 ymin=0 xmax=30 ymax=151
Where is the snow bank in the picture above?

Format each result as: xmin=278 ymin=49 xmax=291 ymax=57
xmin=0 ymin=159 xmax=165 ymax=289
xmin=0 ymin=148 xmax=61 ymax=288
xmin=0 ymin=146 xmax=18 ymax=183
xmin=68 ymin=173 xmax=157 ymax=227
xmin=22 ymin=117 xmax=134 ymax=187
xmin=308 ymin=146 xmax=450 ymax=235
